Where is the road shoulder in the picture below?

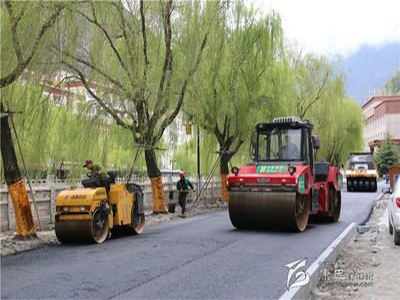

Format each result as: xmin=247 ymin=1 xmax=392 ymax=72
xmin=312 ymin=193 xmax=400 ymax=299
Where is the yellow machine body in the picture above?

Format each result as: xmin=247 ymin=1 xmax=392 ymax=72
xmin=55 ymin=183 xmax=145 ymax=244
xmin=109 ymin=184 xmax=134 ymax=227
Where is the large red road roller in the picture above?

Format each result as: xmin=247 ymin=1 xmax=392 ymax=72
xmin=227 ymin=117 xmax=342 ymax=232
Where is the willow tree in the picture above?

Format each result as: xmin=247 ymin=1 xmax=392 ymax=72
xmin=312 ymin=97 xmax=364 ymax=166
xmin=60 ymin=0 xmax=219 ymax=212
xmin=1 ymin=1 xmax=68 ymax=236
xmin=0 ymin=1 xmax=67 ymax=88
xmin=285 ymin=51 xmax=338 ymax=119
xmin=187 ymin=3 xmax=284 ymax=200
xmin=285 ymin=51 xmax=364 ymax=166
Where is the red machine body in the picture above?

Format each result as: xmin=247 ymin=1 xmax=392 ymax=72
xmin=227 ymin=117 xmax=342 ymax=231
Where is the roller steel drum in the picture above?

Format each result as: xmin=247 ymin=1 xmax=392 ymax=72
xmin=55 ymin=210 xmax=109 ymax=244
xmin=228 ymin=191 xmax=310 ymax=232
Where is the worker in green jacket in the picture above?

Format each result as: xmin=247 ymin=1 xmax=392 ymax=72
xmin=83 ymin=159 xmax=109 ymax=179
xmin=83 ymin=159 xmax=111 ymax=194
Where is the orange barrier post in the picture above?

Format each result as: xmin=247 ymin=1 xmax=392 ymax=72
xmin=150 ymin=176 xmax=168 ymax=213
xmin=8 ymin=180 xmax=36 ymax=236
xmin=220 ymin=174 xmax=229 ymax=202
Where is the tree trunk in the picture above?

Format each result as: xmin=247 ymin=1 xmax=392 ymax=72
xmin=0 ymin=104 xmax=36 ymax=236
xmin=220 ymin=153 xmax=230 ymax=201
xmin=145 ymin=148 xmax=167 ymax=213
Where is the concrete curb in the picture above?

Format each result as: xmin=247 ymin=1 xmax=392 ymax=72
xmin=279 ymin=222 xmax=357 ymax=300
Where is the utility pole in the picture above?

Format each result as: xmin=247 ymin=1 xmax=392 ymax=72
xmin=197 ymin=125 xmax=201 ymax=196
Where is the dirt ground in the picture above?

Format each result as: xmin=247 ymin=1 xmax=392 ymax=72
xmin=0 ymin=199 xmax=227 ymax=257
xmin=312 ymin=194 xmax=400 ymax=299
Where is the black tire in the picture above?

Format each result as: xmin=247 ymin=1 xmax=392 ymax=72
xmin=131 ymin=202 xmax=145 ymax=234
xmin=359 ymin=180 xmax=365 ymax=191
xmin=328 ymin=190 xmax=341 ymax=222
xmin=91 ymin=209 xmax=109 ymax=244
xmin=389 ymin=216 xmax=393 ymax=235
xmin=394 ymin=228 xmax=400 ymax=246
xmin=353 ymin=180 xmax=359 ymax=191
xmin=365 ymin=180 xmax=371 ymax=191
xmin=347 ymin=179 xmax=351 ymax=192
xmin=371 ymin=179 xmax=377 ymax=192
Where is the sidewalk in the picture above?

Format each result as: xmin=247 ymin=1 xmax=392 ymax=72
xmin=312 ymin=193 xmax=400 ymax=299
xmin=0 ymin=200 xmax=226 ymax=257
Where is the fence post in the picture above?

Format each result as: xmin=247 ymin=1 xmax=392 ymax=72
xmin=211 ymin=178 xmax=214 ymax=199
xmin=49 ymin=177 xmax=55 ymax=224
xmin=7 ymin=192 xmax=12 ymax=231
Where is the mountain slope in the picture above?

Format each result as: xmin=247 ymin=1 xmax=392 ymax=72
xmin=343 ymin=43 xmax=400 ymax=104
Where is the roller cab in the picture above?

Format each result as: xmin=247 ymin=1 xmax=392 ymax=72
xmin=55 ymin=177 xmax=144 ymax=244
xmin=228 ymin=117 xmax=341 ymax=232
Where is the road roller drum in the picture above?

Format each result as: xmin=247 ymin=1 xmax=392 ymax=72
xmin=229 ymin=191 xmax=310 ymax=231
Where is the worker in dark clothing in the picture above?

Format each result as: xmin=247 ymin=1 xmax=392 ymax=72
xmin=176 ymin=171 xmax=194 ymax=218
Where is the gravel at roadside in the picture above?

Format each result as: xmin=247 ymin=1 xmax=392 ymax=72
xmin=312 ymin=194 xmax=400 ymax=299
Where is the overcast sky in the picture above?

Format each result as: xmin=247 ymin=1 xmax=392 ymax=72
xmin=252 ymin=0 xmax=400 ymax=57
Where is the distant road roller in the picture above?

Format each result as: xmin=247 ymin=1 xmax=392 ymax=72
xmin=227 ymin=117 xmax=342 ymax=232
xmin=345 ymin=152 xmax=377 ymax=192
xmin=55 ymin=172 xmax=145 ymax=243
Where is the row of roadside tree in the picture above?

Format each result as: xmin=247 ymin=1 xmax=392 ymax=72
xmin=1 ymin=0 xmax=364 ymax=215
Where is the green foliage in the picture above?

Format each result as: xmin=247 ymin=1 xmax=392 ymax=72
xmin=375 ymin=134 xmax=400 ymax=175
xmin=0 ymin=1 xmax=70 ymax=88
xmin=283 ymin=48 xmax=364 ymax=166
xmin=173 ymin=130 xmax=220 ymax=175
xmin=312 ymin=97 xmax=364 ymax=165
xmin=0 ymin=83 xmax=146 ymax=178
xmin=187 ymin=1 xmax=285 ymax=174
xmin=0 ymin=0 xmax=366 ymax=178
xmin=385 ymin=70 xmax=400 ymax=94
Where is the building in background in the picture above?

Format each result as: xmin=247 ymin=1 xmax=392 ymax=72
xmin=362 ymin=95 xmax=400 ymax=153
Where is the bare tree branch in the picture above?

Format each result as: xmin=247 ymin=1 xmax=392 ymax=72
xmin=149 ymin=0 xmax=173 ymax=128
xmin=63 ymin=60 xmax=132 ymax=131
xmin=1 ymin=2 xmax=66 ymax=88
xmin=113 ymin=1 xmax=136 ymax=77
xmin=155 ymin=31 xmax=208 ymax=142
xmin=62 ymin=50 xmax=127 ymax=94
xmin=140 ymin=0 xmax=150 ymax=81
xmin=71 ymin=4 xmax=135 ymax=88
xmin=300 ymin=71 xmax=330 ymax=118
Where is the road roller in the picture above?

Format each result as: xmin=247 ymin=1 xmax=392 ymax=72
xmin=345 ymin=152 xmax=377 ymax=192
xmin=55 ymin=172 xmax=145 ymax=243
xmin=227 ymin=117 xmax=342 ymax=232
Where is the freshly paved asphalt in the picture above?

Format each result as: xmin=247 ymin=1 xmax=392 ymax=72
xmin=1 ymin=182 xmax=384 ymax=299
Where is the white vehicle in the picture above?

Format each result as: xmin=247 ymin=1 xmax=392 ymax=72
xmin=383 ymin=181 xmax=400 ymax=245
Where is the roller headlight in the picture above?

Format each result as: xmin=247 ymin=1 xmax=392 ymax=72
xmin=288 ymin=166 xmax=296 ymax=175
xmin=231 ymin=167 xmax=239 ymax=175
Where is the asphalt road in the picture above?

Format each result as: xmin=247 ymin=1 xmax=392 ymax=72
xmin=1 ymin=182 xmax=384 ymax=299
